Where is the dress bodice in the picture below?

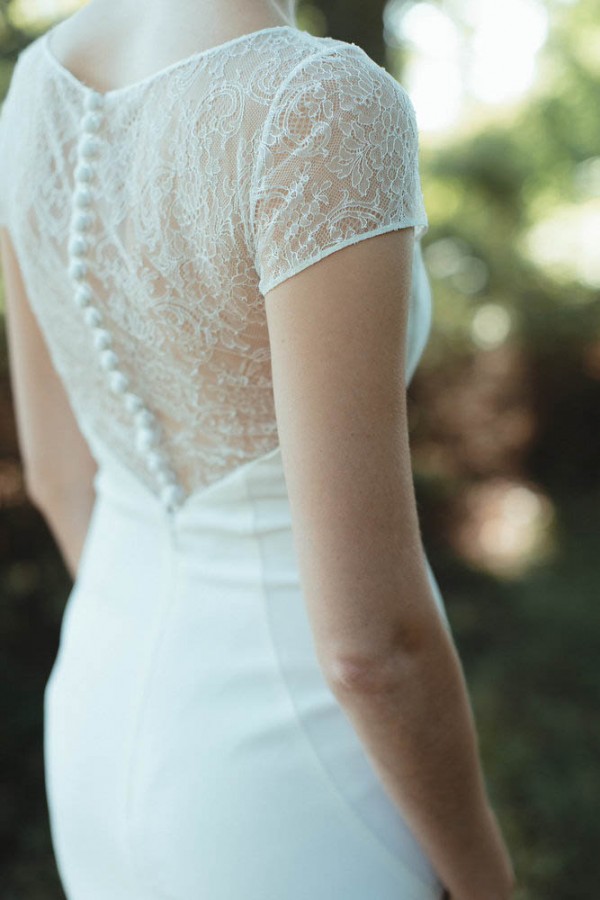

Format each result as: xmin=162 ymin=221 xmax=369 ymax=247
xmin=0 ymin=24 xmax=430 ymax=514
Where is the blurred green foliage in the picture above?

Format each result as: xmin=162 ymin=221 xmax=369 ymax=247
xmin=1 ymin=0 xmax=599 ymax=897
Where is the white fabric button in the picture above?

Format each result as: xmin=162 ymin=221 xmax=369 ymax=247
xmin=73 ymin=211 xmax=94 ymax=232
xmin=83 ymin=306 xmax=102 ymax=327
xmin=92 ymin=327 xmax=112 ymax=350
xmin=109 ymin=371 xmax=130 ymax=394
xmin=79 ymin=135 xmax=101 ymax=159
xmin=75 ymin=162 xmax=95 ymax=183
xmin=161 ymin=483 xmax=185 ymax=510
xmin=100 ymin=349 xmax=119 ymax=371
xmin=82 ymin=112 xmax=102 ymax=133
xmin=70 ymin=92 xmax=188 ymax=510
xmin=68 ymin=259 xmax=88 ymax=281
xmin=74 ymin=187 xmax=93 ymax=208
xmin=145 ymin=449 xmax=166 ymax=473
xmin=74 ymin=284 xmax=93 ymax=308
xmin=135 ymin=426 xmax=159 ymax=454
xmin=69 ymin=235 xmax=89 ymax=257
xmin=156 ymin=466 xmax=176 ymax=488
xmin=84 ymin=92 xmax=105 ymax=112
xmin=124 ymin=392 xmax=145 ymax=414
xmin=134 ymin=408 xmax=154 ymax=428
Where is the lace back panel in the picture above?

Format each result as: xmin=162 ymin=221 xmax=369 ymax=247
xmin=0 ymin=26 xmax=429 ymax=510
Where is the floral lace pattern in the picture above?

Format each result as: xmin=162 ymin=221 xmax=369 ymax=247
xmin=252 ymin=46 xmax=428 ymax=294
xmin=0 ymin=26 xmax=429 ymax=505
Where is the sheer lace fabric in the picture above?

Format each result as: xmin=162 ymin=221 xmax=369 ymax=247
xmin=0 ymin=25 xmax=429 ymax=509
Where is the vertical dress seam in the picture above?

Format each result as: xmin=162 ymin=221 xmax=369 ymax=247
xmin=243 ymin=460 xmax=438 ymax=899
xmin=121 ymin=513 xmax=180 ymax=900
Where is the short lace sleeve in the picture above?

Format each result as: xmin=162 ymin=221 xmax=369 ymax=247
xmin=250 ymin=44 xmax=429 ymax=297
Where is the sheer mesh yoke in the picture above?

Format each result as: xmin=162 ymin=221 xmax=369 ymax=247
xmin=0 ymin=25 xmax=429 ymax=512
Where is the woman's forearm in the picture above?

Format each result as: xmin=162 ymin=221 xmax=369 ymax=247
xmin=326 ymin=619 xmax=516 ymax=900
xmin=30 ymin=481 xmax=97 ymax=580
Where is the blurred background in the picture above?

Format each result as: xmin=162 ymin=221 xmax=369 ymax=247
xmin=0 ymin=0 xmax=599 ymax=897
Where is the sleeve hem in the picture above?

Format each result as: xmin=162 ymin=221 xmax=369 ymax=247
xmin=259 ymin=218 xmax=429 ymax=297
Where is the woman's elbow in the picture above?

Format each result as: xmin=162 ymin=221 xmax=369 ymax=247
xmin=320 ymin=615 xmax=436 ymax=697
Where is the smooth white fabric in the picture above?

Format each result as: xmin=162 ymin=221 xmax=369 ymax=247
xmin=1 ymin=19 xmax=451 ymax=899
xmin=45 ymin=440 xmax=449 ymax=899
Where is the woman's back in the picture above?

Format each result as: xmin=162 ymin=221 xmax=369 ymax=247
xmin=0 ymin=20 xmax=430 ymax=512
xmin=0 ymin=12 xmax=499 ymax=900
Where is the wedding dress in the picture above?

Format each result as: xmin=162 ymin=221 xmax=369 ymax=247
xmin=0 ymin=20 xmax=450 ymax=899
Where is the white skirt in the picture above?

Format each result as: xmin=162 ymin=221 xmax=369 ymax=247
xmin=44 ymin=444 xmax=448 ymax=899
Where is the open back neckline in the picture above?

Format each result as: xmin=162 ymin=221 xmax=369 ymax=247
xmin=42 ymin=23 xmax=297 ymax=99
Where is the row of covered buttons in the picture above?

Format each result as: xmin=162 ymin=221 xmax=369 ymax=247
xmin=67 ymin=89 xmax=186 ymax=513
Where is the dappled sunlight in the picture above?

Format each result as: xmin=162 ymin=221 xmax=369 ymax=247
xmin=9 ymin=0 xmax=81 ymax=28
xmin=386 ymin=1 xmax=462 ymax=132
xmin=423 ymin=237 xmax=491 ymax=297
xmin=411 ymin=342 xmax=538 ymax=479
xmin=523 ymin=198 xmax=600 ymax=290
xmin=463 ymin=0 xmax=548 ymax=104
xmin=388 ymin=0 xmax=550 ymax=136
xmin=470 ymin=303 xmax=513 ymax=350
xmin=448 ymin=477 xmax=556 ymax=579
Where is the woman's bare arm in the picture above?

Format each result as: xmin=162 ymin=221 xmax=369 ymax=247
xmin=264 ymin=227 xmax=515 ymax=900
xmin=1 ymin=228 xmax=98 ymax=579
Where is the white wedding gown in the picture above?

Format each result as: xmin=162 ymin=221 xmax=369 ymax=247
xmin=0 ymin=21 xmax=451 ymax=899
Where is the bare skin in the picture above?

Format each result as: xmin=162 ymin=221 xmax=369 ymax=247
xmin=45 ymin=0 xmax=298 ymax=95
xmin=264 ymin=228 xmax=516 ymax=900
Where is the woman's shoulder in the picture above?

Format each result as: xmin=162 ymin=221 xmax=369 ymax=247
xmin=263 ymin=29 xmax=416 ymax=120
xmin=274 ymin=28 xmax=394 ymax=78
xmin=258 ymin=29 xmax=419 ymax=152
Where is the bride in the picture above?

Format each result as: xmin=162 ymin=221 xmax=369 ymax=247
xmin=0 ymin=1 xmax=515 ymax=897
